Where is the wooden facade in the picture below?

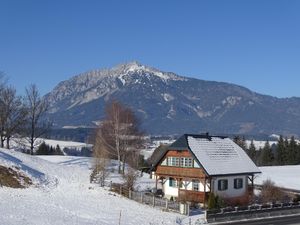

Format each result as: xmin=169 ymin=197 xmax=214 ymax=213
xmin=154 ymin=149 xmax=210 ymax=204
xmin=179 ymin=190 xmax=209 ymax=203
xmin=156 ymin=150 xmax=206 ymax=179
xmin=156 ymin=166 xmax=206 ymax=179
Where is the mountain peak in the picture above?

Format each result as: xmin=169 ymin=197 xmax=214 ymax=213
xmin=113 ymin=61 xmax=152 ymax=73
xmin=112 ymin=61 xmax=184 ymax=82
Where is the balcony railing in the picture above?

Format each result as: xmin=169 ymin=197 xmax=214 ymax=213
xmin=156 ymin=166 xmax=206 ymax=179
xmin=178 ymin=189 xmax=209 ymax=203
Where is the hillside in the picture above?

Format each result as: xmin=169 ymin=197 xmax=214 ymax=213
xmin=0 ymin=149 xmax=180 ymax=225
xmin=44 ymin=62 xmax=300 ymax=136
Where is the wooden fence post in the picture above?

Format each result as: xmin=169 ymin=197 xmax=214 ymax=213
xmin=152 ymin=196 xmax=155 ymax=207
xmin=129 ymin=189 xmax=132 ymax=199
xmin=186 ymin=203 xmax=190 ymax=216
xmin=110 ymin=181 xmax=112 ymax=191
xmin=165 ymin=199 xmax=168 ymax=210
xmin=120 ymin=186 xmax=122 ymax=196
xmin=140 ymin=192 xmax=143 ymax=203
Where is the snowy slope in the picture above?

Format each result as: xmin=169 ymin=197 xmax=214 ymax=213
xmin=256 ymin=165 xmax=300 ymax=190
xmin=0 ymin=148 xmax=181 ymax=225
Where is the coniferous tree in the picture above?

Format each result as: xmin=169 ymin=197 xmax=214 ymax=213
xmin=288 ymin=136 xmax=297 ymax=165
xmin=247 ymin=140 xmax=256 ymax=162
xmin=207 ymin=192 xmax=216 ymax=209
xmin=233 ymin=135 xmax=246 ymax=150
xmin=283 ymin=137 xmax=289 ymax=164
xmin=36 ymin=142 xmax=50 ymax=155
xmin=54 ymin=144 xmax=64 ymax=155
xmin=260 ymin=141 xmax=273 ymax=166
xmin=296 ymin=144 xmax=300 ymax=165
xmin=275 ymin=136 xmax=285 ymax=165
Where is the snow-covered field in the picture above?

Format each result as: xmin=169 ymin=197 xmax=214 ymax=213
xmin=0 ymin=148 xmax=183 ymax=225
xmin=256 ymin=165 xmax=300 ymax=190
xmin=10 ymin=137 xmax=93 ymax=151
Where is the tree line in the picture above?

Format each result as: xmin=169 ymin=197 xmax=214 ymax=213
xmin=0 ymin=73 xmax=49 ymax=154
xmin=234 ymin=136 xmax=300 ymax=166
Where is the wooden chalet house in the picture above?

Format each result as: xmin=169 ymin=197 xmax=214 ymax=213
xmin=151 ymin=134 xmax=261 ymax=205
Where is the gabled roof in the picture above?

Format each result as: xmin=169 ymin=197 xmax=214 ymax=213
xmin=168 ymin=134 xmax=189 ymax=150
xmin=148 ymin=144 xmax=169 ymax=166
xmin=154 ymin=133 xmax=261 ymax=176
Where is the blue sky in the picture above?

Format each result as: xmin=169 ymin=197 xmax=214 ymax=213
xmin=0 ymin=0 xmax=299 ymax=97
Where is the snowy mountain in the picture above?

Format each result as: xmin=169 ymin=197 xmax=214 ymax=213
xmin=45 ymin=61 xmax=300 ymax=136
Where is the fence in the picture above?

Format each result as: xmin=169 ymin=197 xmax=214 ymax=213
xmin=103 ymin=181 xmax=181 ymax=214
xmin=206 ymin=201 xmax=300 ymax=223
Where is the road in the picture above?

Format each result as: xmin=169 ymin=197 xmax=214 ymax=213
xmin=221 ymin=215 xmax=300 ymax=225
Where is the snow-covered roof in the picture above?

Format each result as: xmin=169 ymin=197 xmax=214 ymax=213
xmin=187 ymin=135 xmax=261 ymax=176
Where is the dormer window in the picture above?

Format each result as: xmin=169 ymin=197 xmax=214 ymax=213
xmin=180 ymin=157 xmax=193 ymax=167
xmin=166 ymin=157 xmax=193 ymax=167
xmin=167 ymin=157 xmax=180 ymax=167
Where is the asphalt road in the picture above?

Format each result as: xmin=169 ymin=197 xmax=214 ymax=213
xmin=221 ymin=215 xmax=300 ymax=225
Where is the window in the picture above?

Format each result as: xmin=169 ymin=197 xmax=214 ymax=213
xmin=218 ymin=179 xmax=228 ymax=191
xmin=234 ymin=178 xmax=243 ymax=189
xmin=167 ymin=157 xmax=180 ymax=167
xmin=169 ymin=178 xmax=177 ymax=187
xmin=192 ymin=180 xmax=199 ymax=191
xmin=180 ymin=157 xmax=193 ymax=167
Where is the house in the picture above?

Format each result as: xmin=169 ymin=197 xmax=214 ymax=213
xmin=151 ymin=133 xmax=261 ymax=205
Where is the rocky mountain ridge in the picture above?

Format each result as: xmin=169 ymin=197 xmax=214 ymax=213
xmin=45 ymin=62 xmax=300 ymax=136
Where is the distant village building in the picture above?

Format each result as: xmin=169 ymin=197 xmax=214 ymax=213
xmin=151 ymin=134 xmax=261 ymax=205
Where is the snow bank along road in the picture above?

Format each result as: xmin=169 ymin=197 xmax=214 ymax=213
xmin=0 ymin=149 xmax=180 ymax=225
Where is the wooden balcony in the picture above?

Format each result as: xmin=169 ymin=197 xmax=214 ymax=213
xmin=178 ymin=190 xmax=209 ymax=203
xmin=156 ymin=165 xmax=206 ymax=179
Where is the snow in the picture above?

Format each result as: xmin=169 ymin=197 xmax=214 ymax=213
xmin=162 ymin=93 xmax=175 ymax=102
xmin=187 ymin=136 xmax=261 ymax=176
xmin=0 ymin=148 xmax=183 ymax=225
xmin=10 ymin=137 xmax=92 ymax=153
xmin=245 ymin=140 xmax=277 ymax=149
xmin=256 ymin=165 xmax=300 ymax=190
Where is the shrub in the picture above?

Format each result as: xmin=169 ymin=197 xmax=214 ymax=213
xmin=207 ymin=193 xmax=226 ymax=209
xmin=260 ymin=179 xmax=284 ymax=203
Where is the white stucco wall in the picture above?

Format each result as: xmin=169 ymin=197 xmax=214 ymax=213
xmin=212 ymin=175 xmax=248 ymax=198
xmin=180 ymin=180 xmax=210 ymax=192
xmin=163 ymin=178 xmax=210 ymax=199
xmin=163 ymin=178 xmax=179 ymax=199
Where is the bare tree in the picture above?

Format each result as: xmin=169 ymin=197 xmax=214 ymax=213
xmin=96 ymin=100 xmax=144 ymax=174
xmin=91 ymin=129 xmax=110 ymax=186
xmin=122 ymin=167 xmax=139 ymax=190
xmin=0 ymin=72 xmax=7 ymax=147
xmin=0 ymin=86 xmax=27 ymax=149
xmin=24 ymin=84 xmax=50 ymax=154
